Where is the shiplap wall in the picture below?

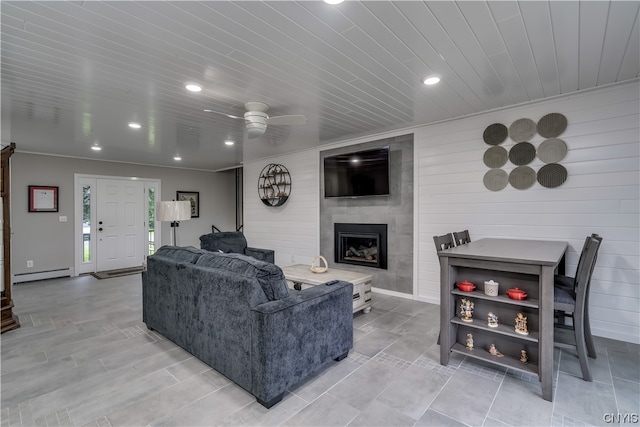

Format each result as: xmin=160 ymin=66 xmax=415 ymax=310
xmin=243 ymin=150 xmax=319 ymax=267
xmin=416 ymin=81 xmax=639 ymax=344
xmin=243 ymin=81 xmax=639 ymax=344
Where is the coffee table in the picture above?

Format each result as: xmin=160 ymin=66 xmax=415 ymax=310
xmin=281 ymin=264 xmax=373 ymax=314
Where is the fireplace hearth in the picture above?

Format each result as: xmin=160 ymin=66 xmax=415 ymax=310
xmin=334 ymin=223 xmax=387 ymax=269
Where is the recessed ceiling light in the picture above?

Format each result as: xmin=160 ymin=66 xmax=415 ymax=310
xmin=423 ymin=76 xmax=441 ymax=85
xmin=128 ymin=122 xmax=142 ymax=129
xmin=351 ymin=157 xmax=360 ymax=163
xmin=225 ymin=140 xmax=235 ymax=146
xmin=91 ymin=146 xmax=102 ymax=151
xmin=173 ymin=156 xmax=182 ymax=161
xmin=324 ymin=0 xmax=344 ymax=4
xmin=185 ymin=84 xmax=202 ymax=92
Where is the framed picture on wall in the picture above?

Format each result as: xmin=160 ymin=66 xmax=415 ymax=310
xmin=29 ymin=185 xmax=59 ymax=212
xmin=176 ymin=191 xmax=199 ymax=218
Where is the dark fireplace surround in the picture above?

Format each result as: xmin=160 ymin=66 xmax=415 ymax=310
xmin=334 ymin=223 xmax=387 ymax=269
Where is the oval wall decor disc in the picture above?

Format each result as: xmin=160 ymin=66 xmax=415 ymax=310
xmin=537 ymin=163 xmax=568 ymax=188
xmin=484 ymin=169 xmax=508 ymax=191
xmin=537 ymin=113 xmax=567 ymax=138
xmin=508 ymin=118 xmax=537 ymax=142
xmin=483 ymin=146 xmax=508 ymax=168
xmin=509 ymin=166 xmax=536 ymax=190
xmin=483 ymin=123 xmax=508 ymax=146
xmin=508 ymin=142 xmax=536 ymax=166
xmin=537 ymin=138 xmax=567 ymax=163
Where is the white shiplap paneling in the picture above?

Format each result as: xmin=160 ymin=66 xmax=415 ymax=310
xmin=243 ymin=150 xmax=320 ymax=267
xmin=415 ymin=81 xmax=640 ymax=344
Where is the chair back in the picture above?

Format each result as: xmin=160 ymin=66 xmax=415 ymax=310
xmin=574 ymin=235 xmax=602 ymax=315
xmin=572 ymin=233 xmax=601 ymax=290
xmin=453 ymin=230 xmax=471 ymax=246
xmin=433 ymin=233 xmax=455 ymax=252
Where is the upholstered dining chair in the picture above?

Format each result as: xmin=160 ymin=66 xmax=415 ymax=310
xmin=433 ymin=233 xmax=455 ymax=252
xmin=554 ymin=234 xmax=602 ymax=382
xmin=555 ymin=233 xmax=601 ymax=358
xmin=452 ymin=230 xmax=471 ymax=246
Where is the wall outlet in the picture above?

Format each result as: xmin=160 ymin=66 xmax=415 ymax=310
xmin=27 ymin=260 xmax=34 ymax=268
xmin=59 ymin=216 xmax=67 ymax=222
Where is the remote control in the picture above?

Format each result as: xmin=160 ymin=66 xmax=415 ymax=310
xmin=325 ymin=280 xmax=339 ymax=286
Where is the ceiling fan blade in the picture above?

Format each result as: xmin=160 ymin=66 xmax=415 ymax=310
xmin=267 ymin=114 xmax=307 ymax=126
xmin=203 ymin=109 xmax=244 ymax=120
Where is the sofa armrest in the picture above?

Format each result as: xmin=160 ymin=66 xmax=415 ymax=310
xmin=245 ymin=247 xmax=275 ymax=263
xmin=250 ymin=281 xmax=353 ymax=403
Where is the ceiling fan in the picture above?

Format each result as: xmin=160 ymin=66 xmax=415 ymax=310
xmin=205 ymin=102 xmax=307 ymax=138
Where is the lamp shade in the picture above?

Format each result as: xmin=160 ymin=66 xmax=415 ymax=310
xmin=156 ymin=201 xmax=191 ymax=222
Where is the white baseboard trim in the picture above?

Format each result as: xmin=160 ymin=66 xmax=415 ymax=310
xmin=13 ymin=268 xmax=73 ymax=283
xmin=372 ymin=287 xmax=414 ymax=300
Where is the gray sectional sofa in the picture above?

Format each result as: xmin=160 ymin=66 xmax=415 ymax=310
xmin=142 ymin=246 xmax=354 ymax=408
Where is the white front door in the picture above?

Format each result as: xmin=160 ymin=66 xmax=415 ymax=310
xmin=96 ymin=179 xmax=145 ymax=271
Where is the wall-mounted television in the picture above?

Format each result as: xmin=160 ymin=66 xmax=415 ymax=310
xmin=324 ymin=147 xmax=390 ymax=198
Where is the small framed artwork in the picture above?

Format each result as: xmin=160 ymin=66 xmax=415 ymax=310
xmin=176 ymin=191 xmax=199 ymax=218
xmin=29 ymin=185 xmax=59 ymax=212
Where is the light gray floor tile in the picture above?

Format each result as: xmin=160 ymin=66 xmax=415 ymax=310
xmin=391 ymin=299 xmax=435 ymax=316
xmin=558 ymin=347 xmax=612 ymax=384
xmin=348 ymin=399 xmax=417 ymax=426
xmin=377 ymin=364 xmax=450 ymax=420
xmin=487 ymin=375 xmax=553 ymax=426
xmin=328 ymin=359 xmax=405 ymax=411
xmin=415 ymin=409 xmax=468 ymax=427
xmin=353 ymin=328 xmax=369 ymax=341
xmin=0 ymin=351 xmax=47 ymax=375
xmin=352 ymin=328 xmax=401 ymax=358
xmin=608 ymin=349 xmax=640 ymax=383
xmin=553 ymin=371 xmax=617 ymax=425
xmin=289 ymin=359 xmax=361 ymax=403
xmin=45 ymin=330 xmax=129 ymax=361
xmin=612 ymin=377 xmax=640 ymax=416
xmin=366 ymin=311 xmax=413 ymax=332
xmin=391 ymin=311 xmax=440 ymax=336
xmin=151 ymin=383 xmax=254 ymax=426
xmin=165 ymin=356 xmax=212 ymax=381
xmin=483 ymin=417 xmax=510 ymax=427
xmin=105 ymin=373 xmax=219 ymax=426
xmin=429 ymin=369 xmax=501 ymax=426
xmin=353 ymin=310 xmax=384 ymax=329
xmin=220 ymin=392 xmax=308 ymax=426
xmin=281 ymin=393 xmax=360 ymax=427
xmin=70 ymin=333 xmax=157 ymax=365
xmin=384 ymin=332 xmax=433 ymax=363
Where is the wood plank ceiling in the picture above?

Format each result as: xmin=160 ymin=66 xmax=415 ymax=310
xmin=1 ymin=1 xmax=638 ymax=170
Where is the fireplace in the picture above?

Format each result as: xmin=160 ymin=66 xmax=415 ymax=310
xmin=334 ymin=223 xmax=387 ymax=269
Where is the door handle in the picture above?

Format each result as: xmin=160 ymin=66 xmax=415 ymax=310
xmin=99 ymin=221 xmax=103 ymax=225
xmin=98 ymin=228 xmax=103 ymax=231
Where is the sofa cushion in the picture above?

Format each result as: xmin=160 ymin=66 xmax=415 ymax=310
xmin=195 ymin=253 xmax=290 ymax=301
xmin=154 ymin=246 xmax=206 ymax=263
xmin=200 ymin=232 xmax=247 ymax=254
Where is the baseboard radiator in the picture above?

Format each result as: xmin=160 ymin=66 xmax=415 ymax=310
xmin=13 ymin=268 xmax=73 ymax=283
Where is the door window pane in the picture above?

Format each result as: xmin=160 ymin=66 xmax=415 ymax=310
xmin=148 ymin=187 xmax=156 ymax=255
xmin=82 ymin=186 xmax=91 ymax=262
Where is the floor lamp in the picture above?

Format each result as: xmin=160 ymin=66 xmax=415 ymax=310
xmin=156 ymin=200 xmax=191 ymax=246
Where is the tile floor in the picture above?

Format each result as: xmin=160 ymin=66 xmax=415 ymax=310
xmin=1 ymin=274 xmax=638 ymax=426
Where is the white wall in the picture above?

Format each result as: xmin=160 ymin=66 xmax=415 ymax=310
xmin=243 ymin=150 xmax=320 ymax=267
xmin=242 ymin=81 xmax=639 ymax=344
xmin=11 ymin=153 xmax=236 ymax=277
xmin=416 ymin=81 xmax=639 ymax=344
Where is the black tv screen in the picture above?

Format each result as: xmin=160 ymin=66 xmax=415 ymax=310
xmin=324 ymin=147 xmax=390 ymax=198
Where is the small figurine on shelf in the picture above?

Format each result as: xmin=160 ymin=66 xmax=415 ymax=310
xmin=459 ymin=298 xmax=474 ymax=323
xmin=520 ymin=349 xmax=529 ymax=364
xmin=515 ymin=312 xmax=529 ymax=335
xmin=488 ymin=344 xmax=504 ymax=357
xmin=466 ymin=333 xmax=474 ymax=351
xmin=487 ymin=312 xmax=499 ymax=328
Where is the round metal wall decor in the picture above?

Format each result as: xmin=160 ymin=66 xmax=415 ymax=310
xmin=483 ymin=169 xmax=508 ymax=191
xmin=483 ymin=123 xmax=508 ymax=145
xmin=483 ymin=146 xmax=508 ymax=168
xmin=508 ymin=142 xmax=536 ymax=165
xmin=537 ymin=138 xmax=567 ymax=163
xmin=508 ymin=118 xmax=537 ymax=142
xmin=537 ymin=113 xmax=567 ymax=138
xmin=258 ymin=163 xmax=291 ymax=207
xmin=509 ymin=166 xmax=536 ymax=190
xmin=537 ymin=163 xmax=567 ymax=188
